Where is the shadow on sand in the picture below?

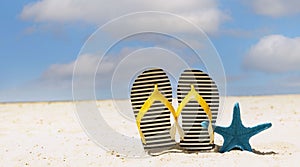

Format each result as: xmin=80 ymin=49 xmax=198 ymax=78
xmin=214 ymin=144 xmax=277 ymax=155
xmin=148 ymin=144 xmax=277 ymax=156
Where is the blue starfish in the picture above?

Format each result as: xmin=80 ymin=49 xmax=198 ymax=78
xmin=201 ymin=103 xmax=272 ymax=153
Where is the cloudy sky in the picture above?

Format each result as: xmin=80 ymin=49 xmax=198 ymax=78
xmin=1 ymin=0 xmax=300 ymax=102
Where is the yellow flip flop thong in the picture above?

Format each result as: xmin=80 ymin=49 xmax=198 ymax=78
xmin=130 ymin=68 xmax=178 ymax=153
xmin=177 ymin=69 xmax=219 ymax=151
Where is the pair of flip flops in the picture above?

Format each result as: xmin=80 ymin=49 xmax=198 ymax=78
xmin=130 ymin=68 xmax=219 ymax=154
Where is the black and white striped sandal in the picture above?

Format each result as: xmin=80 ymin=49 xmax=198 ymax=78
xmin=177 ymin=69 xmax=219 ymax=151
xmin=130 ymin=68 xmax=183 ymax=154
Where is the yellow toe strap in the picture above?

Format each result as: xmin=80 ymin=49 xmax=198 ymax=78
xmin=136 ymin=84 xmax=178 ymax=144
xmin=176 ymin=85 xmax=214 ymax=144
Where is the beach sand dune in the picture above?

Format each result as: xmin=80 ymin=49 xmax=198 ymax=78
xmin=0 ymin=95 xmax=299 ymax=166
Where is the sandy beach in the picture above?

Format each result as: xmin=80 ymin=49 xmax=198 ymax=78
xmin=0 ymin=95 xmax=299 ymax=166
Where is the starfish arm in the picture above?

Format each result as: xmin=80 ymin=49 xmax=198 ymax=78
xmin=247 ymin=123 xmax=272 ymax=137
xmin=219 ymin=135 xmax=234 ymax=153
xmin=240 ymin=141 xmax=253 ymax=152
xmin=214 ymin=126 xmax=229 ymax=136
xmin=231 ymin=103 xmax=243 ymax=128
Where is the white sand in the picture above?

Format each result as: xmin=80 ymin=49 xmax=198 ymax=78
xmin=0 ymin=95 xmax=299 ymax=166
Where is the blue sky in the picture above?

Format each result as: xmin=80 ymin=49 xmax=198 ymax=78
xmin=1 ymin=0 xmax=300 ymax=102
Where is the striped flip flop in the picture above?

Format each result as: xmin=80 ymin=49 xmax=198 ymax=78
xmin=130 ymin=68 xmax=181 ymax=154
xmin=177 ymin=69 xmax=219 ymax=151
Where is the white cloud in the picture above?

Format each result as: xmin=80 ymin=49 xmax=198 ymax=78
xmin=11 ymin=53 xmax=115 ymax=101
xmin=20 ymin=0 xmax=228 ymax=34
xmin=40 ymin=53 xmax=115 ymax=87
xmin=39 ymin=46 xmax=193 ymax=100
xmin=39 ymin=54 xmax=99 ymax=84
xmin=244 ymin=34 xmax=300 ymax=73
xmin=250 ymin=0 xmax=300 ymax=17
xmin=279 ymin=75 xmax=300 ymax=88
